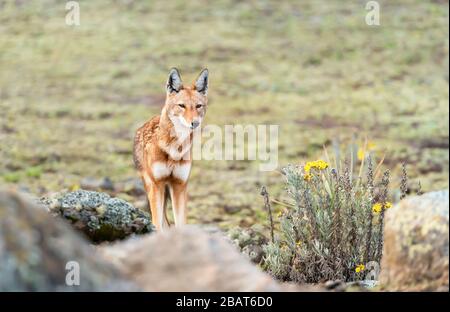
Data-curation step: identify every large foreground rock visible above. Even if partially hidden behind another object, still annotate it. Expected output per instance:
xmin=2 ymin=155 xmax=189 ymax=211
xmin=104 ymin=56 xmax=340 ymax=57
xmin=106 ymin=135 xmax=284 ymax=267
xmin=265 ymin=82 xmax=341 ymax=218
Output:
xmin=40 ymin=190 xmax=153 ymax=242
xmin=98 ymin=225 xmax=313 ymax=291
xmin=380 ymin=190 xmax=449 ymax=291
xmin=0 ymin=189 xmax=138 ymax=291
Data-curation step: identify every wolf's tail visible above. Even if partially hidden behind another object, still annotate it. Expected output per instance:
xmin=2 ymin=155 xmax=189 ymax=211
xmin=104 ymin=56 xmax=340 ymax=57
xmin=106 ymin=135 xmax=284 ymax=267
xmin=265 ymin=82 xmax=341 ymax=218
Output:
xmin=133 ymin=128 xmax=143 ymax=170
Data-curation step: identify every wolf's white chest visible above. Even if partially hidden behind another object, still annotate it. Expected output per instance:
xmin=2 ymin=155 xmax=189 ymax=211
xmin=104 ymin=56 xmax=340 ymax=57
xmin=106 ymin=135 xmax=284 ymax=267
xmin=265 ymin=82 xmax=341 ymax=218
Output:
xmin=151 ymin=162 xmax=191 ymax=182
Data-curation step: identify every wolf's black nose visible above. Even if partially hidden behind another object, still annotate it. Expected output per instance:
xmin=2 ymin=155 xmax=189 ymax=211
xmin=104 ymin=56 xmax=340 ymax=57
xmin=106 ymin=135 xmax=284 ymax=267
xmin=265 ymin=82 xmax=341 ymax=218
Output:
xmin=191 ymin=121 xmax=200 ymax=129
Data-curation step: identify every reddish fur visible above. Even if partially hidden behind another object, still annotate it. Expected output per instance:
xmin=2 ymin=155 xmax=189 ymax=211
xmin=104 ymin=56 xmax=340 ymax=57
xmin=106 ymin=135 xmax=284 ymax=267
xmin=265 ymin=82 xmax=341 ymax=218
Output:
xmin=133 ymin=72 xmax=208 ymax=231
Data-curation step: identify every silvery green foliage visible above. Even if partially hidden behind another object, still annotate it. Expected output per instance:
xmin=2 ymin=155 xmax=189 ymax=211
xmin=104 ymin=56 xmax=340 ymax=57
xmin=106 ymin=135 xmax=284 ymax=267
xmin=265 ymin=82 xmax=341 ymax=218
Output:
xmin=263 ymin=159 xmax=392 ymax=283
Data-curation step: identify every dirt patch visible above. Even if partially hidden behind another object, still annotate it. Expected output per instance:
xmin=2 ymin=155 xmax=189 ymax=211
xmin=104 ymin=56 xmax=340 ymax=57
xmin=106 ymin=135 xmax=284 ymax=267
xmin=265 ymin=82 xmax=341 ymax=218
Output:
xmin=416 ymin=138 xmax=449 ymax=149
xmin=102 ymin=93 xmax=165 ymax=107
xmin=295 ymin=115 xmax=361 ymax=130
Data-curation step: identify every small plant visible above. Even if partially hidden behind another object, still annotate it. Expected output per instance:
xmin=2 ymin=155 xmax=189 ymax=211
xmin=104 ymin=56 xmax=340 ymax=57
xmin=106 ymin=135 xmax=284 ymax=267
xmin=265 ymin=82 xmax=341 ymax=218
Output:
xmin=3 ymin=172 xmax=21 ymax=183
xmin=262 ymin=144 xmax=406 ymax=283
xmin=26 ymin=166 xmax=43 ymax=178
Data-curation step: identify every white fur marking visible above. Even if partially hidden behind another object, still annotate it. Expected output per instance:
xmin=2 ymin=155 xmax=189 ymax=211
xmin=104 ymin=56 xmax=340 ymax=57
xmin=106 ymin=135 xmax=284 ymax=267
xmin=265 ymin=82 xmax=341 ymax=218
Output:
xmin=169 ymin=114 xmax=192 ymax=141
xmin=152 ymin=162 xmax=171 ymax=180
xmin=173 ymin=163 xmax=191 ymax=182
xmin=163 ymin=114 xmax=193 ymax=161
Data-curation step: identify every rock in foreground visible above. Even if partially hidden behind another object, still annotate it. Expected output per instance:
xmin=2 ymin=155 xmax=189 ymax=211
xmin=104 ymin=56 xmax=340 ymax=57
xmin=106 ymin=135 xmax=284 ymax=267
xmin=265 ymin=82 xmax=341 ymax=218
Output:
xmin=0 ymin=189 xmax=138 ymax=291
xmin=98 ymin=225 xmax=314 ymax=292
xmin=380 ymin=190 xmax=449 ymax=291
xmin=228 ymin=225 xmax=268 ymax=264
xmin=40 ymin=190 xmax=153 ymax=242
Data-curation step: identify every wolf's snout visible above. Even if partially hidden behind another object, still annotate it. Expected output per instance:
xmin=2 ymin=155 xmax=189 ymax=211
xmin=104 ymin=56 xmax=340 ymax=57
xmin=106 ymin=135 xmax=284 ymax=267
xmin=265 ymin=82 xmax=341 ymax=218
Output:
xmin=191 ymin=120 xmax=200 ymax=129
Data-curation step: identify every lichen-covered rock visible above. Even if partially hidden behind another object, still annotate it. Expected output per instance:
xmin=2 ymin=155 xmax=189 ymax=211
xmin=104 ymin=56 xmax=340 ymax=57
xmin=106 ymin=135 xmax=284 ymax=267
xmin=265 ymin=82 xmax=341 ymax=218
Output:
xmin=40 ymin=190 xmax=153 ymax=243
xmin=98 ymin=225 xmax=317 ymax=291
xmin=228 ymin=225 xmax=268 ymax=264
xmin=380 ymin=190 xmax=449 ymax=291
xmin=0 ymin=189 xmax=139 ymax=291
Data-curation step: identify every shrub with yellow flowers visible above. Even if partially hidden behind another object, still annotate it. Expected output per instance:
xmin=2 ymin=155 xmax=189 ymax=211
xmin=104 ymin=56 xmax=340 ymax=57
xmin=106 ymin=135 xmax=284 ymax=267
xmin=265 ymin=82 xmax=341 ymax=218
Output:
xmin=262 ymin=146 xmax=408 ymax=284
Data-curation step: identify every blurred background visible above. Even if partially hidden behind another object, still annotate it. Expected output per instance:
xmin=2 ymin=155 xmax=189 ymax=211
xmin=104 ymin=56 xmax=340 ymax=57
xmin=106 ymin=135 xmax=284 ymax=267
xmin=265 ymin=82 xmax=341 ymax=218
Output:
xmin=0 ymin=0 xmax=448 ymax=229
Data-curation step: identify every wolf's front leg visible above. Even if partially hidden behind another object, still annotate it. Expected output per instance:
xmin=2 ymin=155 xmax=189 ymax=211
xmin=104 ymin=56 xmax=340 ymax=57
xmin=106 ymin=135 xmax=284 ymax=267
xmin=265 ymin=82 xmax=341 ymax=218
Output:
xmin=148 ymin=181 xmax=167 ymax=231
xmin=169 ymin=182 xmax=188 ymax=227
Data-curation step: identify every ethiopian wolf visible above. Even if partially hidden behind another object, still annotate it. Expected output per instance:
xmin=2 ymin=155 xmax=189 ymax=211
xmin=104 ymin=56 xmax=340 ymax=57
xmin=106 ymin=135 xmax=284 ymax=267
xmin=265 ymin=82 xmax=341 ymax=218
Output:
xmin=133 ymin=68 xmax=208 ymax=231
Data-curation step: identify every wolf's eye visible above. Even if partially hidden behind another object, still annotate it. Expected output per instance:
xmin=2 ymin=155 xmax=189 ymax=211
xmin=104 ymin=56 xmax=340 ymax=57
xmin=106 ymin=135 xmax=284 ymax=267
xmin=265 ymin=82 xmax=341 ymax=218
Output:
xmin=178 ymin=104 xmax=185 ymax=109
xmin=196 ymin=104 xmax=203 ymax=109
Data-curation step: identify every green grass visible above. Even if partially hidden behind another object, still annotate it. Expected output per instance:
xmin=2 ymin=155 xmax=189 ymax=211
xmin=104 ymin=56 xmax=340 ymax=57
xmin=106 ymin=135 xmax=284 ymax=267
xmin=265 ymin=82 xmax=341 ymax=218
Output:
xmin=0 ymin=0 xmax=448 ymax=230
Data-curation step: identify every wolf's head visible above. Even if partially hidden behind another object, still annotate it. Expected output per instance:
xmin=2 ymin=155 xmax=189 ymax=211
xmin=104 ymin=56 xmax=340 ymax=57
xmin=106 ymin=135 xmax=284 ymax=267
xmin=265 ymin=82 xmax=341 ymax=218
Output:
xmin=163 ymin=68 xmax=208 ymax=132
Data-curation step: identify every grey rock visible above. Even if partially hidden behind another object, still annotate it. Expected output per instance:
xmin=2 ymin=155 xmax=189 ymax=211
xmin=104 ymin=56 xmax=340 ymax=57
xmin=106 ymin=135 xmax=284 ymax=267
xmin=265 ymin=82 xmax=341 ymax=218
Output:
xmin=324 ymin=280 xmax=346 ymax=291
xmin=227 ymin=225 xmax=268 ymax=264
xmin=98 ymin=225 xmax=318 ymax=292
xmin=40 ymin=190 xmax=154 ymax=243
xmin=323 ymin=279 xmax=377 ymax=292
xmin=359 ymin=280 xmax=379 ymax=289
xmin=0 ymin=189 xmax=139 ymax=291
xmin=380 ymin=190 xmax=449 ymax=291
xmin=242 ymin=244 xmax=264 ymax=264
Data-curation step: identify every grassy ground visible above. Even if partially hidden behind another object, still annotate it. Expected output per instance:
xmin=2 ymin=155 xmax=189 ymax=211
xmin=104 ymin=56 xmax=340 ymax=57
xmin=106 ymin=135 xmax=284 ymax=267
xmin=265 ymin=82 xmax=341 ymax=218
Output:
xmin=1 ymin=0 xmax=448 ymax=230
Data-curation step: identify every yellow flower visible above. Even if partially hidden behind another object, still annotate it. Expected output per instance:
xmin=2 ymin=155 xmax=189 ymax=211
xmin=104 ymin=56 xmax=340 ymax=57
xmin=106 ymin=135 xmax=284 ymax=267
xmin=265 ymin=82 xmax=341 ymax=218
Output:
xmin=372 ymin=201 xmax=393 ymax=214
xmin=304 ymin=160 xmax=329 ymax=173
xmin=315 ymin=160 xmax=329 ymax=170
xmin=355 ymin=264 xmax=365 ymax=273
xmin=304 ymin=173 xmax=313 ymax=181
xmin=358 ymin=141 xmax=376 ymax=161
xmin=372 ymin=203 xmax=383 ymax=214
xmin=357 ymin=148 xmax=365 ymax=161
xmin=367 ymin=141 xmax=376 ymax=150
xmin=276 ymin=211 xmax=283 ymax=218
xmin=304 ymin=163 xmax=312 ymax=173
xmin=296 ymin=241 xmax=302 ymax=248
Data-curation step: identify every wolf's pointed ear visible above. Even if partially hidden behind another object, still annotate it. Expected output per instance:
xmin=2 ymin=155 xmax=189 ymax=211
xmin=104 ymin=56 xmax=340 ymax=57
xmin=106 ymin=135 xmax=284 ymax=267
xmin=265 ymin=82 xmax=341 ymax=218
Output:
xmin=194 ymin=68 xmax=209 ymax=95
xmin=166 ymin=68 xmax=183 ymax=94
